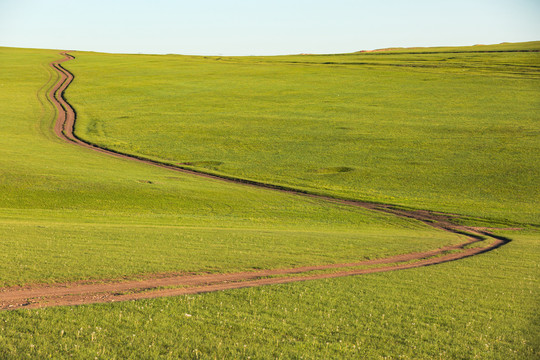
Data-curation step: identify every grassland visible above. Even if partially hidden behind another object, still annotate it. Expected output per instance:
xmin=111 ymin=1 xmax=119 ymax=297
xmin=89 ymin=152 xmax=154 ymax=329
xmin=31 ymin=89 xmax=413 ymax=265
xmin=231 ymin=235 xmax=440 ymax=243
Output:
xmin=0 ymin=43 xmax=538 ymax=358
xmin=0 ymin=47 xmax=462 ymax=287
xmin=0 ymin=230 xmax=537 ymax=359
xmin=65 ymin=42 xmax=540 ymax=224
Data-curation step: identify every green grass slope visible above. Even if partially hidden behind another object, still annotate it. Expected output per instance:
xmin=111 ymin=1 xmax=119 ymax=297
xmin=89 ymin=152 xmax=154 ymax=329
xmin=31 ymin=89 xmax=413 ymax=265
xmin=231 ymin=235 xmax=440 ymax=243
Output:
xmin=0 ymin=45 xmax=538 ymax=359
xmin=0 ymin=48 xmax=461 ymax=286
xmin=1 ymin=230 xmax=537 ymax=359
xmin=65 ymin=42 xmax=540 ymax=224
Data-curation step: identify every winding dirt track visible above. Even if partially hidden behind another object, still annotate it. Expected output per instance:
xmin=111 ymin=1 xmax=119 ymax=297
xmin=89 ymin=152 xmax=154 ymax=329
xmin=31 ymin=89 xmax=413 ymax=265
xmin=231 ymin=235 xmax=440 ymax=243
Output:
xmin=0 ymin=52 xmax=510 ymax=310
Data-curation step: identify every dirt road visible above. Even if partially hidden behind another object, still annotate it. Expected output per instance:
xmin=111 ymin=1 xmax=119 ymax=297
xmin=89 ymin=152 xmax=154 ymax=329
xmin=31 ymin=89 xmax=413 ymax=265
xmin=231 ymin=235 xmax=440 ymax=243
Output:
xmin=0 ymin=53 xmax=510 ymax=310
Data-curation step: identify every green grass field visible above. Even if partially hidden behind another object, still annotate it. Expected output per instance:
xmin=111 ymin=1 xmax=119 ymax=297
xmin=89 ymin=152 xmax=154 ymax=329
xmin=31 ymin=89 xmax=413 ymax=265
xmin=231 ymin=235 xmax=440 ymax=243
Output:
xmin=0 ymin=47 xmax=461 ymax=287
xmin=0 ymin=43 xmax=538 ymax=358
xmin=65 ymin=42 xmax=540 ymax=224
xmin=0 ymin=230 xmax=537 ymax=359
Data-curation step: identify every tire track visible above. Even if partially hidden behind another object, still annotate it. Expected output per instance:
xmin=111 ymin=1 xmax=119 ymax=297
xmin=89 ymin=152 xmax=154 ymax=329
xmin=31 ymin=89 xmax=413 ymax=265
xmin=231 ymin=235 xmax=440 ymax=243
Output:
xmin=0 ymin=52 xmax=510 ymax=310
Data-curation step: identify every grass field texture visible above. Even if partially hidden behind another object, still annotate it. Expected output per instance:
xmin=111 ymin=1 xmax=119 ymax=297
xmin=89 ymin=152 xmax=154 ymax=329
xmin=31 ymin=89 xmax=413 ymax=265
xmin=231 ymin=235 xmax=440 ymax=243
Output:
xmin=0 ymin=47 xmax=466 ymax=287
xmin=1 ymin=230 xmax=537 ymax=359
xmin=0 ymin=44 xmax=538 ymax=358
xmin=65 ymin=42 xmax=540 ymax=224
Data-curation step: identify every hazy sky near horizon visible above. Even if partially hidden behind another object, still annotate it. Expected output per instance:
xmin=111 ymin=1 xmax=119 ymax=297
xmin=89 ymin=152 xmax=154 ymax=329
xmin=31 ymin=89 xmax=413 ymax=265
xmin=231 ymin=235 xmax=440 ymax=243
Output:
xmin=1 ymin=0 xmax=539 ymax=55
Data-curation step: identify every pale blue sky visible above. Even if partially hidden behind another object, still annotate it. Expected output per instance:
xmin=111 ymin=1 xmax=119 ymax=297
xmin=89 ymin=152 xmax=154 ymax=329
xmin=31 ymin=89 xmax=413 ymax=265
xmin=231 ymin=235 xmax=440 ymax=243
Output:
xmin=1 ymin=0 xmax=539 ymax=55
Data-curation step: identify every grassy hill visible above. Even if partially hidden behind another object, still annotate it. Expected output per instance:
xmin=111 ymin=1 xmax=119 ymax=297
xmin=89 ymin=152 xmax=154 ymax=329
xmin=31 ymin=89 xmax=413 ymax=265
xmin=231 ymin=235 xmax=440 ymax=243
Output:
xmin=0 ymin=47 xmax=460 ymax=286
xmin=65 ymin=42 xmax=540 ymax=224
xmin=0 ymin=43 xmax=538 ymax=359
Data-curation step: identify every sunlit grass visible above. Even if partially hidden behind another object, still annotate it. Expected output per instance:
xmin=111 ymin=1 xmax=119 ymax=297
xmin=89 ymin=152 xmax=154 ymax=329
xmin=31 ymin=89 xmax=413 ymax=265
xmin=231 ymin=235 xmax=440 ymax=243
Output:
xmin=0 ymin=43 xmax=538 ymax=359
xmin=65 ymin=42 xmax=540 ymax=224
xmin=1 ymin=230 xmax=537 ymax=359
xmin=0 ymin=47 xmax=462 ymax=285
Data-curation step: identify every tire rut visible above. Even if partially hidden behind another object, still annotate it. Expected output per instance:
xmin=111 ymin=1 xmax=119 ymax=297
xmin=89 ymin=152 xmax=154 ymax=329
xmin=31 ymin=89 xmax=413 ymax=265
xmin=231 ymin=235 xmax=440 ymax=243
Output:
xmin=0 ymin=52 xmax=511 ymax=310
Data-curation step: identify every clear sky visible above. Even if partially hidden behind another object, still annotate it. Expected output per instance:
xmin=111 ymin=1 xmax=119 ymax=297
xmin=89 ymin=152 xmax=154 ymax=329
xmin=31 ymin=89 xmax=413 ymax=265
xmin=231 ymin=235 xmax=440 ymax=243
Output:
xmin=1 ymin=0 xmax=539 ymax=55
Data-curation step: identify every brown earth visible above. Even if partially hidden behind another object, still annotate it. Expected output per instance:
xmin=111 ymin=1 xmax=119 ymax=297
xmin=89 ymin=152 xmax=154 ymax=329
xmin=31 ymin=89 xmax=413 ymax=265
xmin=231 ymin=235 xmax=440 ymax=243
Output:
xmin=0 ymin=53 xmax=510 ymax=310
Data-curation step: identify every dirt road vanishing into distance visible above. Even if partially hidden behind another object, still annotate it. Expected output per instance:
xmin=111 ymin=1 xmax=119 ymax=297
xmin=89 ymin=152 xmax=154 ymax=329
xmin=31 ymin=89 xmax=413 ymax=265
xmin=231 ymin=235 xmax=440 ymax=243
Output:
xmin=0 ymin=52 xmax=511 ymax=310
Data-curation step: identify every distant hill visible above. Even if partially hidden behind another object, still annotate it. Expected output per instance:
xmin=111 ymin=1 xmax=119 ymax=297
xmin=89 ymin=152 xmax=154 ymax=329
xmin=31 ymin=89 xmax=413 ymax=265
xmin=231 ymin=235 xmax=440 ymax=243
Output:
xmin=355 ymin=41 xmax=540 ymax=54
